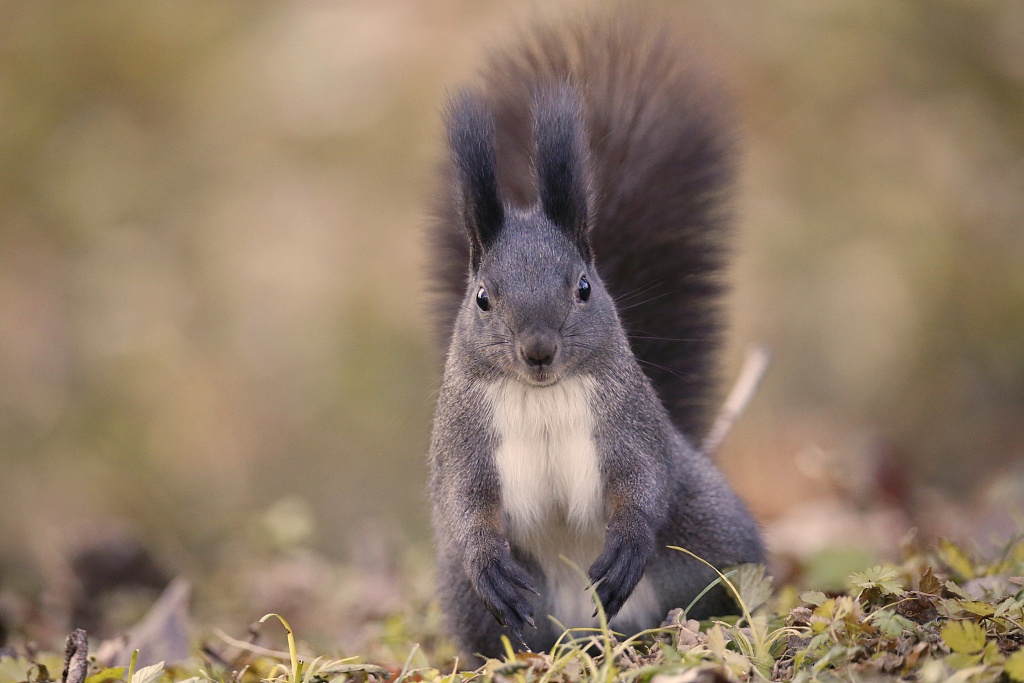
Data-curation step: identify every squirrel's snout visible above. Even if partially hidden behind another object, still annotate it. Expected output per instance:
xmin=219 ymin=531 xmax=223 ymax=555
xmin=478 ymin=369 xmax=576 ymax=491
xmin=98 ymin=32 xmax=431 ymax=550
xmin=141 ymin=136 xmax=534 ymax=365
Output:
xmin=518 ymin=331 xmax=560 ymax=367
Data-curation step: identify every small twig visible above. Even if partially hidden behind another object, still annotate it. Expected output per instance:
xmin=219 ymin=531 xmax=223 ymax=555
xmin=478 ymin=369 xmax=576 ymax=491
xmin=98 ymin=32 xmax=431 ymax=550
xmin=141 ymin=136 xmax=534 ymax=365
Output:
xmin=212 ymin=628 xmax=292 ymax=660
xmin=62 ymin=629 xmax=89 ymax=683
xmin=702 ymin=344 xmax=771 ymax=456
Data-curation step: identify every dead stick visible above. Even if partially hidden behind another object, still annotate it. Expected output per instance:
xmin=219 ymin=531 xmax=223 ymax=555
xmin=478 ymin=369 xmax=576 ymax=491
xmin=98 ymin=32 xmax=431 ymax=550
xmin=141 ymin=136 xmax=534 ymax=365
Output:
xmin=702 ymin=344 xmax=771 ymax=456
xmin=63 ymin=629 xmax=89 ymax=683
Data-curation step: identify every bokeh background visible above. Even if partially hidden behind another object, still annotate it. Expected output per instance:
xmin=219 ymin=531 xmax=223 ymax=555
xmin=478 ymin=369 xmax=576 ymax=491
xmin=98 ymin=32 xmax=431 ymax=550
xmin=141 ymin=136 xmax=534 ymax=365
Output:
xmin=1 ymin=0 xmax=1022 ymax=651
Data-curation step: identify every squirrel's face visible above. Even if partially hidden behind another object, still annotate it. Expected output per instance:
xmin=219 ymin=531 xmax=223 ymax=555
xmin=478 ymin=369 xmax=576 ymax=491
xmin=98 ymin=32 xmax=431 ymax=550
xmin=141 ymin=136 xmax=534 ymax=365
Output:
xmin=446 ymin=83 xmax=611 ymax=385
xmin=460 ymin=209 xmax=618 ymax=386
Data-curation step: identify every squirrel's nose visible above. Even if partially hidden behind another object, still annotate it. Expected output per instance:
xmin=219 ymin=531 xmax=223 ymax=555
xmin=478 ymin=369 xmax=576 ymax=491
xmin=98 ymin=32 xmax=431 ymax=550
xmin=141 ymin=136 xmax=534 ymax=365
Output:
xmin=518 ymin=330 xmax=559 ymax=367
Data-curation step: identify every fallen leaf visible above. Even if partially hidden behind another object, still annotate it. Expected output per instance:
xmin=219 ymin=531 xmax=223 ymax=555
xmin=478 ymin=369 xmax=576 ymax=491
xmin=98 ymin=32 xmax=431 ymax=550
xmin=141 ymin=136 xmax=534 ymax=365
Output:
xmin=940 ymin=621 xmax=986 ymax=655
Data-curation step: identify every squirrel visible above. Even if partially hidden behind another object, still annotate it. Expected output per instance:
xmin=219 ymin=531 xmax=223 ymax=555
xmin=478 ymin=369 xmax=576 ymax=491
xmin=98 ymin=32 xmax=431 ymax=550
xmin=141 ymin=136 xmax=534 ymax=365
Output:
xmin=426 ymin=15 xmax=765 ymax=661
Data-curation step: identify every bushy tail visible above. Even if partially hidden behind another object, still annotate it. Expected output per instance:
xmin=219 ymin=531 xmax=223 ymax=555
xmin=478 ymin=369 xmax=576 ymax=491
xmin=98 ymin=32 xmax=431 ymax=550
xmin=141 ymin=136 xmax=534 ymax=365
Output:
xmin=429 ymin=16 xmax=736 ymax=441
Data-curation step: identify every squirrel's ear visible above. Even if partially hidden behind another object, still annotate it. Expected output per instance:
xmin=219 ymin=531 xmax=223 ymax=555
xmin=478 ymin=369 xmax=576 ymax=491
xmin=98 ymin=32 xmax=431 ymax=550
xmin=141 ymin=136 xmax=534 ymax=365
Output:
xmin=533 ymin=83 xmax=593 ymax=261
xmin=445 ymin=88 xmax=504 ymax=271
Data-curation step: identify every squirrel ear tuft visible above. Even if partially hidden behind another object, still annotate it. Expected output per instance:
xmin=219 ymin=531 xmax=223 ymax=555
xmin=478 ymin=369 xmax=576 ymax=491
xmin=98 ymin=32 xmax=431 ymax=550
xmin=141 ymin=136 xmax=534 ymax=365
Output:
xmin=533 ymin=83 xmax=593 ymax=260
xmin=445 ymin=88 xmax=504 ymax=271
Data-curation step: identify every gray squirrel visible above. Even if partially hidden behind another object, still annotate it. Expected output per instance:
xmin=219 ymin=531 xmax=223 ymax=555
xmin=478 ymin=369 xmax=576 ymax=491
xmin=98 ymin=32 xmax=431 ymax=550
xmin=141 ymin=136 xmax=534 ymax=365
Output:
xmin=426 ymin=16 xmax=765 ymax=661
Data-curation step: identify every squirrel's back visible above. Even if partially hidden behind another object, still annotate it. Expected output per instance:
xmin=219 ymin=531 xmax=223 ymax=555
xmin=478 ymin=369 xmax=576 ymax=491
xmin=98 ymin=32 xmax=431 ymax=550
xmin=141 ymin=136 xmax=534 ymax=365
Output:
xmin=430 ymin=16 xmax=736 ymax=441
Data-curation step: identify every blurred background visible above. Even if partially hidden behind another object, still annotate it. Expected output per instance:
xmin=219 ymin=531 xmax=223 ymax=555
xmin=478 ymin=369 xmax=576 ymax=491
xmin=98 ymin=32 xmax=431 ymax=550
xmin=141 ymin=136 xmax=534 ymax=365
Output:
xmin=0 ymin=0 xmax=1022 ymax=654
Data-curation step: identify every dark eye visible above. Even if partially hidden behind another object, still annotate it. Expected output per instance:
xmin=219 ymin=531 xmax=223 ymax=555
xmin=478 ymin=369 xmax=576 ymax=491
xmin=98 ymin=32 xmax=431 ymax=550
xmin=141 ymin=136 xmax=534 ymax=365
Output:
xmin=476 ymin=286 xmax=490 ymax=311
xmin=577 ymin=275 xmax=591 ymax=302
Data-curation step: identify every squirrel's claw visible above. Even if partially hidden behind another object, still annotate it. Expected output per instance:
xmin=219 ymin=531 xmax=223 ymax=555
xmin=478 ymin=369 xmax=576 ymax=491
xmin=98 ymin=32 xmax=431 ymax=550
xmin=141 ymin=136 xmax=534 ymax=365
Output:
xmin=474 ymin=550 xmax=537 ymax=644
xmin=587 ymin=529 xmax=649 ymax=620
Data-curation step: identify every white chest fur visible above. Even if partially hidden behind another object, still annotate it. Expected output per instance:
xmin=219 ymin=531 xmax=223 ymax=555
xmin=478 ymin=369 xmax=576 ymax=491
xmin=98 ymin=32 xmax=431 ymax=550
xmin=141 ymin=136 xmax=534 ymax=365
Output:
xmin=486 ymin=376 xmax=604 ymax=538
xmin=485 ymin=377 xmax=659 ymax=629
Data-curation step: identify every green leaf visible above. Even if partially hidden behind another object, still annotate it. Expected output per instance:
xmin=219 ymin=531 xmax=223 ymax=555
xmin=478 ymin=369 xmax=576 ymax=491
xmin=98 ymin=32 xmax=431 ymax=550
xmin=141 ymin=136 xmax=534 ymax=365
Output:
xmin=130 ymin=661 xmax=165 ymax=683
xmin=944 ymin=580 xmax=970 ymax=598
xmin=946 ymin=652 xmax=983 ymax=670
xmin=873 ymin=609 xmax=914 ymax=638
xmin=706 ymin=623 xmax=727 ymax=659
xmin=982 ymin=641 xmax=1004 ymax=667
xmin=850 ymin=565 xmax=905 ymax=597
xmin=995 ymin=596 xmax=1024 ymax=618
xmin=956 ymin=600 xmax=996 ymax=617
xmin=1006 ymin=649 xmax=1024 ymax=682
xmin=941 ymin=621 xmax=986 ymax=655
xmin=800 ymin=591 xmax=827 ymax=606
xmin=733 ymin=563 xmax=773 ymax=614
xmin=939 ymin=540 xmax=976 ymax=580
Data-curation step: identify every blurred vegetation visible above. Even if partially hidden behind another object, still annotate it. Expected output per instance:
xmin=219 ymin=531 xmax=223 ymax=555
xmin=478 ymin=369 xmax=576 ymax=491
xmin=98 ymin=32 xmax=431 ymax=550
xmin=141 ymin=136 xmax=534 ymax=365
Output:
xmin=0 ymin=0 xmax=1022 ymax=644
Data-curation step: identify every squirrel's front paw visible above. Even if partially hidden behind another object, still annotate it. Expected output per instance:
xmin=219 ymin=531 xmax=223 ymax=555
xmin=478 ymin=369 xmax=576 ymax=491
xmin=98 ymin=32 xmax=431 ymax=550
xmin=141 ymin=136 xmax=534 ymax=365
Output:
xmin=587 ymin=526 xmax=652 ymax=619
xmin=469 ymin=544 xmax=538 ymax=644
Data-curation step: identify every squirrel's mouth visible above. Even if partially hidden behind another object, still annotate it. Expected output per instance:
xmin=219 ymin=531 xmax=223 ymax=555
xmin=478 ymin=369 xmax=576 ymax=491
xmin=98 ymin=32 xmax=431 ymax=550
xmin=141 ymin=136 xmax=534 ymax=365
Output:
xmin=518 ymin=368 xmax=561 ymax=387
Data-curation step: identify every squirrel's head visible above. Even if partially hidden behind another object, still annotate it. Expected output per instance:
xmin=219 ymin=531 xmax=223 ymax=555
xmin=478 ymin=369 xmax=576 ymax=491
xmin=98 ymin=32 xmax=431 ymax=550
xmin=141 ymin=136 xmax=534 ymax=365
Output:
xmin=445 ymin=84 xmax=621 ymax=386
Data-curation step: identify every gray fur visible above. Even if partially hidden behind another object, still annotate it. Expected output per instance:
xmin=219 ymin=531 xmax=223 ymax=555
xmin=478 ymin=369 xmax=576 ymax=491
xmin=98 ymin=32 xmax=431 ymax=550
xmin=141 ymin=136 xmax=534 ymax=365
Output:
xmin=427 ymin=17 xmax=764 ymax=664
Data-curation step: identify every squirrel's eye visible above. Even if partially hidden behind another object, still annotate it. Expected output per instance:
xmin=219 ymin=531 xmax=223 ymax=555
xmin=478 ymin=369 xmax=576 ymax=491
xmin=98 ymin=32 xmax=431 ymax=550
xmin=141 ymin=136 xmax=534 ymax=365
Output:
xmin=577 ymin=275 xmax=591 ymax=302
xmin=476 ymin=286 xmax=490 ymax=311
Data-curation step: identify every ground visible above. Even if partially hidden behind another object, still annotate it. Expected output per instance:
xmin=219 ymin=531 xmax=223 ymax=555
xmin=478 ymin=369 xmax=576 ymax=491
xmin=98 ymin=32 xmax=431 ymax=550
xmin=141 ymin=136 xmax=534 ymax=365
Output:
xmin=2 ymin=531 xmax=1024 ymax=683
